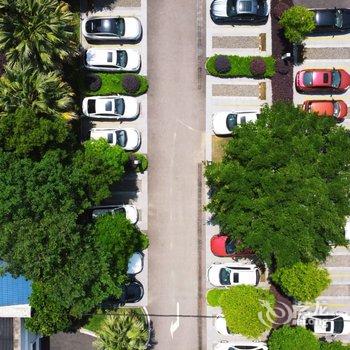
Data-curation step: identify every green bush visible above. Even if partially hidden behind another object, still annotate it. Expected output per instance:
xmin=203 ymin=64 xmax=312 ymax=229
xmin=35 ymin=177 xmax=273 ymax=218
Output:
xmin=320 ymin=341 xmax=350 ymax=350
xmin=206 ymin=289 xmax=224 ymax=307
xmin=135 ymin=153 xmax=149 ymax=173
xmin=268 ymin=326 xmax=319 ymax=350
xmin=272 ymin=262 xmax=330 ymax=302
xmin=87 ymin=73 xmax=148 ymax=96
xmin=206 ymin=55 xmax=275 ymax=78
xmin=219 ymin=285 xmax=276 ymax=338
xmin=279 ymin=6 xmax=316 ymax=43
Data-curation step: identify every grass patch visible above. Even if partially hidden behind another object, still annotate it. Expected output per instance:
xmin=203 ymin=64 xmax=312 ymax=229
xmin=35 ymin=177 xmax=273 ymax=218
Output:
xmin=212 ymin=136 xmax=230 ymax=162
xmin=206 ymin=55 xmax=275 ymax=78
xmin=87 ymin=73 xmax=149 ymax=96
xmin=206 ymin=289 xmax=224 ymax=307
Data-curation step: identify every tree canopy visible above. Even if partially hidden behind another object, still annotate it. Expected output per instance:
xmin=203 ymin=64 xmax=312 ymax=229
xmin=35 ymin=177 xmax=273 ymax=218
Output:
xmin=268 ymin=326 xmax=319 ymax=350
xmin=205 ymin=103 xmax=350 ymax=269
xmin=272 ymin=262 xmax=330 ymax=302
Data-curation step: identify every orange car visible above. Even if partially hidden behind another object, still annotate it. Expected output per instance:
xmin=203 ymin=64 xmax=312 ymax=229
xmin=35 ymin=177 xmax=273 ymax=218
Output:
xmin=302 ymin=100 xmax=348 ymax=122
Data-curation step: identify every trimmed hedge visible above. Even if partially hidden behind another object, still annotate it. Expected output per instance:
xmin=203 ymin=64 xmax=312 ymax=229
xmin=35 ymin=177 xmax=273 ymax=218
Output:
xmin=206 ymin=289 xmax=224 ymax=307
xmin=206 ymin=55 xmax=275 ymax=78
xmin=87 ymin=73 xmax=148 ymax=96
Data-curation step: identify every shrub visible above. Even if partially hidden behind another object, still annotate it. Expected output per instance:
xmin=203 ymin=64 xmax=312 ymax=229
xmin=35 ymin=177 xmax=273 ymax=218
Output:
xmin=206 ymin=55 xmax=275 ymax=78
xmin=85 ymin=74 xmax=102 ymax=92
xmin=273 ymin=2 xmax=290 ymax=20
xmin=135 ymin=154 xmax=149 ymax=173
xmin=320 ymin=341 xmax=350 ymax=350
xmin=219 ymin=285 xmax=276 ymax=338
xmin=122 ymin=74 xmax=141 ymax=93
xmin=206 ymin=289 xmax=224 ymax=307
xmin=87 ymin=73 xmax=148 ymax=96
xmin=214 ymin=55 xmax=231 ymax=74
xmin=250 ymin=58 xmax=266 ymax=76
xmin=268 ymin=326 xmax=319 ymax=350
xmin=279 ymin=6 xmax=316 ymax=43
xmin=272 ymin=262 xmax=330 ymax=302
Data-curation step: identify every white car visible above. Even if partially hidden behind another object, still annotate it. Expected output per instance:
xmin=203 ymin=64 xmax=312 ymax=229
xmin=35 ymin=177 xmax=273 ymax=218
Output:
xmin=215 ymin=314 xmax=232 ymax=335
xmin=297 ymin=311 xmax=350 ymax=335
xmin=345 ymin=218 xmax=350 ymax=241
xmin=207 ymin=263 xmax=260 ymax=287
xmin=92 ymin=205 xmax=138 ymax=224
xmin=215 ymin=341 xmax=268 ymax=350
xmin=127 ymin=252 xmax=144 ymax=275
xmin=82 ymin=96 xmax=140 ymax=119
xmin=84 ymin=48 xmax=141 ymax=72
xmin=212 ymin=111 xmax=259 ymax=136
xmin=82 ymin=16 xmax=142 ymax=41
xmin=90 ymin=128 xmax=141 ymax=151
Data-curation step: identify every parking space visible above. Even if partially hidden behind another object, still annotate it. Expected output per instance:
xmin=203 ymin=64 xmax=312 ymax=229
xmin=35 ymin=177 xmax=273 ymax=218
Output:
xmin=205 ymin=1 xmax=273 ymax=348
xmin=80 ymin=0 xmax=148 ymax=306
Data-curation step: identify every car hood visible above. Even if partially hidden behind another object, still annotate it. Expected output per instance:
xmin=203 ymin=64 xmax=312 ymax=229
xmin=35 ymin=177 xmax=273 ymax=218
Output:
xmin=339 ymin=70 xmax=350 ymax=90
xmin=123 ymin=128 xmax=141 ymax=150
xmin=212 ymin=112 xmax=231 ymax=135
xmin=210 ymin=235 xmax=228 ymax=256
xmin=207 ymin=265 xmax=222 ymax=286
xmin=215 ymin=315 xmax=229 ymax=335
xmin=211 ymin=0 xmax=228 ymax=17
xmin=125 ymin=49 xmax=141 ymax=71
xmin=342 ymin=10 xmax=350 ymax=29
xmin=124 ymin=205 xmax=138 ymax=224
xmin=122 ymin=96 xmax=140 ymax=118
xmin=124 ymin=17 xmax=142 ymax=39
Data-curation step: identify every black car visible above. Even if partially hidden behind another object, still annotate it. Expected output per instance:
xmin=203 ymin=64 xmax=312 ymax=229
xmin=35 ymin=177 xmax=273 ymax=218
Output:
xmin=210 ymin=0 xmax=269 ymax=25
xmin=101 ymin=280 xmax=144 ymax=308
xmin=312 ymin=8 xmax=350 ymax=33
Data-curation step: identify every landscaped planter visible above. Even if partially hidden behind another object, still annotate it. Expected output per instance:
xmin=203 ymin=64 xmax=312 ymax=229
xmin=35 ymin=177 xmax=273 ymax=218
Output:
xmin=206 ymin=54 xmax=276 ymax=78
xmin=86 ymin=73 xmax=149 ymax=97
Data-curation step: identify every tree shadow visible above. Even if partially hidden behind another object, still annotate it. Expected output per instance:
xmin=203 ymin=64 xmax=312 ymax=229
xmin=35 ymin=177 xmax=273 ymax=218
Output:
xmin=147 ymin=320 xmax=158 ymax=349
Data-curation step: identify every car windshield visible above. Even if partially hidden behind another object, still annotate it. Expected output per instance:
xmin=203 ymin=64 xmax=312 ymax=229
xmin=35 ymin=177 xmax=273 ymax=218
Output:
xmin=219 ymin=267 xmax=231 ymax=285
xmin=115 ymin=18 xmax=125 ymax=36
xmin=303 ymin=72 xmax=314 ymax=87
xmin=89 ymin=19 xmax=116 ymax=33
xmin=333 ymin=102 xmax=340 ymax=117
xmin=335 ymin=9 xmax=343 ymax=28
xmin=227 ymin=0 xmax=237 ymax=17
xmin=332 ymin=69 xmax=341 ymax=88
xmin=226 ymin=114 xmax=238 ymax=131
xmin=115 ymin=98 xmax=125 ymax=115
xmin=225 ymin=239 xmax=236 ymax=254
xmin=117 ymin=50 xmax=128 ymax=67
xmin=116 ymin=130 xmax=127 ymax=147
xmin=334 ymin=317 xmax=344 ymax=334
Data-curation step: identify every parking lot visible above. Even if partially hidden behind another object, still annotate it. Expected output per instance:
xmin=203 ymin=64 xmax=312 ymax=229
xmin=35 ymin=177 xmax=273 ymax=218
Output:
xmin=80 ymin=0 xmax=148 ymax=307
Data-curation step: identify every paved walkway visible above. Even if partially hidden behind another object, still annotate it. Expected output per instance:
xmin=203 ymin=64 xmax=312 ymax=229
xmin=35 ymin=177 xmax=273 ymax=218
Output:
xmin=147 ymin=0 xmax=205 ymax=348
xmin=50 ymin=332 xmax=94 ymax=350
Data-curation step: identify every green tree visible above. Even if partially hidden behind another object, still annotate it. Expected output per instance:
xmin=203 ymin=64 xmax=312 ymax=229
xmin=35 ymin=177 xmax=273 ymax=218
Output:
xmin=272 ymin=262 xmax=330 ymax=302
xmin=279 ymin=5 xmax=316 ymax=43
xmin=268 ymin=326 xmax=319 ymax=350
xmin=216 ymin=285 xmax=276 ymax=338
xmin=0 ymin=65 xmax=74 ymax=116
xmin=93 ymin=310 xmax=149 ymax=350
xmin=0 ymin=0 xmax=78 ymax=69
xmin=205 ymin=103 xmax=350 ymax=269
xmin=0 ymin=107 xmax=71 ymax=156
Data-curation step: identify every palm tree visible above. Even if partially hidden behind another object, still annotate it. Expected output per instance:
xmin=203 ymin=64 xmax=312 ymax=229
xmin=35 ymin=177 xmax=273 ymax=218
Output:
xmin=0 ymin=65 xmax=74 ymax=116
xmin=93 ymin=309 xmax=149 ymax=350
xmin=0 ymin=0 xmax=78 ymax=70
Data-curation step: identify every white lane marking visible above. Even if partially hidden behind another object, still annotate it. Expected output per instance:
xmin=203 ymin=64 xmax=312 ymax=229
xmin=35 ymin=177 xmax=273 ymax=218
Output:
xmin=170 ymin=302 xmax=180 ymax=339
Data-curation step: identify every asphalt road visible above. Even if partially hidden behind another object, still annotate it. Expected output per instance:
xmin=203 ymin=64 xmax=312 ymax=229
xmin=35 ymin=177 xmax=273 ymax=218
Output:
xmin=147 ymin=0 xmax=206 ymax=348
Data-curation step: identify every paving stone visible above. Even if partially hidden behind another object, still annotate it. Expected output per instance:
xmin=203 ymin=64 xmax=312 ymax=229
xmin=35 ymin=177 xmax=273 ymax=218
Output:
xmin=212 ymin=36 xmax=259 ymax=49
xmin=114 ymin=0 xmax=141 ymax=7
xmin=305 ymin=47 xmax=350 ymax=60
xmin=212 ymin=84 xmax=259 ymax=97
xmin=321 ymin=285 xmax=350 ymax=297
xmin=324 ymin=255 xmax=350 ymax=267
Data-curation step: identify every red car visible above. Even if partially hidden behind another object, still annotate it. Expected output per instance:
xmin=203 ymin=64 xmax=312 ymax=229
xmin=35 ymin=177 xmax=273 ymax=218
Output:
xmin=295 ymin=68 xmax=350 ymax=93
xmin=303 ymin=100 xmax=348 ymax=121
xmin=210 ymin=234 xmax=252 ymax=257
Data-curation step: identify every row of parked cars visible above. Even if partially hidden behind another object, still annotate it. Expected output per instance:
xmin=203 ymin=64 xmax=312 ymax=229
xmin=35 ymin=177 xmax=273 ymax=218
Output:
xmin=82 ymin=14 xmax=146 ymax=306
xmin=81 ymin=15 xmax=144 ymax=152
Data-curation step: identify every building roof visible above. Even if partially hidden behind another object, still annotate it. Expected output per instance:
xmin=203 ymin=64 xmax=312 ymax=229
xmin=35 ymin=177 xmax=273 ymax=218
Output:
xmin=0 ymin=272 xmax=31 ymax=307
